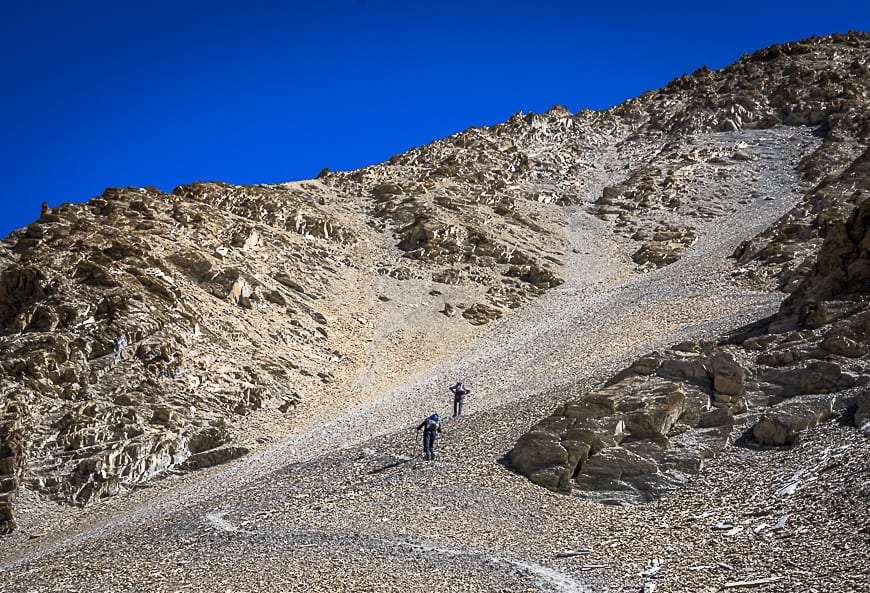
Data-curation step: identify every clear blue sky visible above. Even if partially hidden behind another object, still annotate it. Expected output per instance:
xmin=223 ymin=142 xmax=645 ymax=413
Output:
xmin=1 ymin=1 xmax=868 ymax=238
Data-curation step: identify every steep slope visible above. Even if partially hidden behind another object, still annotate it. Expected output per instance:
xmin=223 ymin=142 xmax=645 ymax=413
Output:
xmin=0 ymin=175 xmax=570 ymax=533
xmin=0 ymin=31 xmax=865 ymax=573
xmin=510 ymin=32 xmax=870 ymax=503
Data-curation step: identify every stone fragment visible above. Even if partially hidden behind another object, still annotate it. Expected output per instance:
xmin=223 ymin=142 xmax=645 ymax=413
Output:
xmin=462 ymin=303 xmax=503 ymax=325
xmin=711 ymin=352 xmax=745 ymax=396
xmin=230 ymin=277 xmax=253 ymax=308
xmin=753 ymin=393 xmax=852 ymax=445
xmin=630 ymin=356 xmax=661 ymax=375
xmin=179 ymin=446 xmax=249 ymax=470
xmin=231 ymin=227 xmax=260 ymax=250
xmin=760 ymin=361 xmax=857 ymax=397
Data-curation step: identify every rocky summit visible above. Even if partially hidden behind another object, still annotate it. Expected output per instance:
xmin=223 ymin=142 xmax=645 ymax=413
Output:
xmin=1 ymin=33 xmax=869 ymax=593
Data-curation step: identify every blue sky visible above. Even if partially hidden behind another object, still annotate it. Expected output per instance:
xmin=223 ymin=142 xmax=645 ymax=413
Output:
xmin=1 ymin=1 xmax=868 ymax=238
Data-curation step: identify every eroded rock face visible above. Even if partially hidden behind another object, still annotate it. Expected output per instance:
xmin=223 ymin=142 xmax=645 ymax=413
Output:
xmin=510 ymin=352 xmax=737 ymax=502
xmin=0 ymin=390 xmax=29 ymax=534
xmin=748 ymin=195 xmax=870 ymax=445
xmin=2 ymin=32 xmax=870 ymax=531
xmin=734 ymin=143 xmax=870 ymax=294
xmin=512 ymin=191 xmax=870 ymax=503
xmin=0 ymin=183 xmax=378 ymax=529
xmin=783 ymin=189 xmax=870 ymax=314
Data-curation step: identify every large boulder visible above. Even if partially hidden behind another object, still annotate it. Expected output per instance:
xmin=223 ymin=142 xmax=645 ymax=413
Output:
xmin=759 ymin=361 xmax=858 ymax=398
xmin=509 ymin=372 xmax=729 ymax=501
xmin=753 ymin=393 xmax=854 ymax=445
xmin=511 ymin=429 xmax=571 ymax=491
xmin=711 ymin=352 xmax=746 ymax=396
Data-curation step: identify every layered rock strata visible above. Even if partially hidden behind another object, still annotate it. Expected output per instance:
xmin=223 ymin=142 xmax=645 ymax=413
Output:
xmin=510 ymin=196 xmax=870 ymax=502
xmin=2 ymin=32 xmax=870 ymax=532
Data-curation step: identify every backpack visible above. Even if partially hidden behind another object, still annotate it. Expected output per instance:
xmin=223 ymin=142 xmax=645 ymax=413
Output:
xmin=425 ymin=416 xmax=439 ymax=432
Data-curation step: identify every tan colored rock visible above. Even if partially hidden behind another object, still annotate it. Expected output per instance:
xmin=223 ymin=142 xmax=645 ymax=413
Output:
xmin=711 ymin=352 xmax=745 ymax=396
xmin=510 ymin=374 xmax=726 ymax=500
xmin=462 ymin=303 xmax=503 ymax=325
xmin=230 ymin=277 xmax=253 ymax=308
xmin=753 ymin=394 xmax=850 ymax=445
xmin=231 ymin=227 xmax=260 ymax=250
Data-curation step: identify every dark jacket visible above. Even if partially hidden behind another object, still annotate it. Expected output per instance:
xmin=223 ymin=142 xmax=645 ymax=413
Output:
xmin=450 ymin=382 xmax=469 ymax=397
xmin=417 ymin=416 xmax=441 ymax=433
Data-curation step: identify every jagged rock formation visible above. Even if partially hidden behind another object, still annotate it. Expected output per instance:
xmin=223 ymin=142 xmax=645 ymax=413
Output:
xmin=2 ymin=32 xmax=870 ymax=535
xmin=597 ymin=33 xmax=870 ymax=275
xmin=510 ymin=53 xmax=870 ymax=502
xmin=746 ymin=195 xmax=870 ymax=444
xmin=0 ymin=184 xmax=358 ymax=532
xmin=511 ymin=349 xmax=742 ymax=502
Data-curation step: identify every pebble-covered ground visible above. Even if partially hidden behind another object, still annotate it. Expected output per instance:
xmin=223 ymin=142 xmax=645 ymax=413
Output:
xmin=2 ymin=128 xmax=867 ymax=593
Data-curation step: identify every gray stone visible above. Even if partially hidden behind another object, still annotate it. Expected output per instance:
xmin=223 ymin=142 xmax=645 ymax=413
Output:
xmin=753 ymin=393 xmax=846 ymax=445
xmin=855 ymin=386 xmax=870 ymax=427
xmin=711 ymin=352 xmax=745 ymax=396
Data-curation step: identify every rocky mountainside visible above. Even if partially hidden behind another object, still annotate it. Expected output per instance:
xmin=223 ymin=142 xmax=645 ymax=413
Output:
xmin=0 ymin=31 xmax=868 ymax=591
xmin=510 ymin=195 xmax=870 ymax=501
xmin=508 ymin=32 xmax=870 ymax=504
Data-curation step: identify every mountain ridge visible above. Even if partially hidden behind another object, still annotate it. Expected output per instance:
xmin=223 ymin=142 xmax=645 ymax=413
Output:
xmin=0 ymin=31 xmax=868 ymax=592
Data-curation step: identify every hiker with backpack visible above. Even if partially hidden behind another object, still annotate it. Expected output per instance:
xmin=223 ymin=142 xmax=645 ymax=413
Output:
xmin=449 ymin=380 xmax=470 ymax=417
xmin=416 ymin=413 xmax=442 ymax=461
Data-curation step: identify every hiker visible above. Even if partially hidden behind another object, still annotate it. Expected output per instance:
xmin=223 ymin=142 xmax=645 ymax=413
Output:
xmin=416 ymin=413 xmax=441 ymax=461
xmin=449 ymin=380 xmax=470 ymax=417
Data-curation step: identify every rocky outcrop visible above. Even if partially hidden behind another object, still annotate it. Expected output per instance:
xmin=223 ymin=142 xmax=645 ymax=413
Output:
xmin=0 ymin=183 xmax=367 ymax=528
xmin=732 ymin=139 xmax=870 ymax=294
xmin=0 ymin=390 xmax=30 ymax=534
xmin=747 ymin=194 xmax=870 ymax=442
xmin=325 ymin=149 xmax=570 ymax=310
xmin=512 ymin=79 xmax=870 ymax=498
xmin=752 ymin=393 xmax=854 ymax=445
xmin=782 ymin=189 xmax=870 ymax=312
xmin=512 ymin=193 xmax=870 ymax=503
xmin=510 ymin=349 xmax=738 ymax=502
xmin=3 ymin=33 xmax=870 ymax=532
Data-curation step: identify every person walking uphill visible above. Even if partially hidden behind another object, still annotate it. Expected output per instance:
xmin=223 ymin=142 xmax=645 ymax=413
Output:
xmin=449 ymin=380 xmax=470 ymax=417
xmin=416 ymin=413 xmax=441 ymax=461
